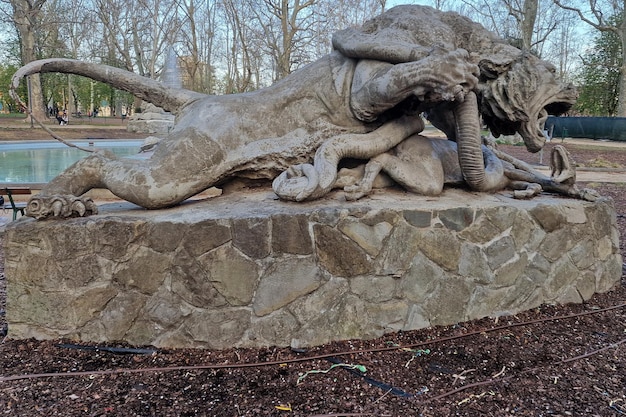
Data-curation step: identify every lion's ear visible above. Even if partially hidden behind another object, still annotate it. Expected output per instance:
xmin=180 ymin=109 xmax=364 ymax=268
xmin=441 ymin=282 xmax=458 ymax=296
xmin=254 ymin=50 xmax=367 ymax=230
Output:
xmin=479 ymin=43 xmax=519 ymax=79
xmin=478 ymin=58 xmax=512 ymax=79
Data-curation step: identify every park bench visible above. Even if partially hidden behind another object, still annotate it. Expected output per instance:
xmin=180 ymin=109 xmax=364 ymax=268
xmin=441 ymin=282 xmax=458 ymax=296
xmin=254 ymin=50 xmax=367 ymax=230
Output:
xmin=2 ymin=187 xmax=31 ymax=221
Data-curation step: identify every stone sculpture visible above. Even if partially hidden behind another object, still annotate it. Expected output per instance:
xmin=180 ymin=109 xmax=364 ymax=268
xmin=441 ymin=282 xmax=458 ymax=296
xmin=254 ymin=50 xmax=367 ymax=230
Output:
xmin=332 ymin=136 xmax=598 ymax=201
xmin=11 ymin=5 xmax=578 ymax=219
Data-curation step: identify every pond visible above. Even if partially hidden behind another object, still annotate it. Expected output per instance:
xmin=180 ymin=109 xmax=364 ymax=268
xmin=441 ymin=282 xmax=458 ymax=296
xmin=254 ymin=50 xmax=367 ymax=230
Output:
xmin=0 ymin=140 xmax=144 ymax=183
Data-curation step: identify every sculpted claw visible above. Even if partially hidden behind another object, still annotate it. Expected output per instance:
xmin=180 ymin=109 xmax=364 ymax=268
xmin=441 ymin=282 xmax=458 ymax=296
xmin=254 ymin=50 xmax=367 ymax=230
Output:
xmin=26 ymin=195 xmax=98 ymax=219
xmin=71 ymin=200 xmax=87 ymax=217
xmin=51 ymin=200 xmax=63 ymax=217
xmin=579 ymin=188 xmax=601 ymax=202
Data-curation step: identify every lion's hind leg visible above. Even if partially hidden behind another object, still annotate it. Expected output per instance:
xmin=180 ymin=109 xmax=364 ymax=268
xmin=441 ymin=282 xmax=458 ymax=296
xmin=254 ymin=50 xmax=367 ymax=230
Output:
xmin=344 ymin=138 xmax=447 ymax=200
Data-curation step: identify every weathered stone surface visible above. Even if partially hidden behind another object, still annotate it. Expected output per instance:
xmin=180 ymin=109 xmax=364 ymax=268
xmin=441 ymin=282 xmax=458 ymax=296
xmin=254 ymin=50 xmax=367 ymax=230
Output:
xmin=575 ymin=271 xmax=597 ymax=301
xmin=438 ymin=207 xmax=475 ymax=231
xmin=314 ymin=224 xmax=370 ymax=277
xmin=530 ymin=204 xmax=567 ymax=232
xmin=182 ymin=220 xmax=231 ymax=257
xmin=485 ymin=235 xmax=517 ymax=270
xmin=493 ymin=252 xmax=529 ymax=288
xmin=539 ymin=225 xmax=586 ymax=261
xmin=233 ymin=217 xmax=271 ymax=258
xmin=571 ymin=239 xmax=596 ymax=269
xmin=458 ymin=207 xmax=507 ymax=244
xmin=170 ymin=249 xmax=227 ymax=308
xmin=199 ymin=246 xmax=258 ymax=306
xmin=403 ymin=210 xmax=432 ymax=228
xmin=113 ymin=246 xmax=169 ymax=294
xmin=350 ymin=275 xmax=396 ymax=303
xmin=253 ymin=257 xmax=322 ymax=316
xmin=99 ymin=291 xmax=148 ymax=340
xmin=3 ymin=189 xmax=621 ymax=348
xmin=415 ymin=227 xmax=461 ymax=272
xmin=425 ymin=276 xmax=472 ymax=326
xmin=183 ymin=309 xmax=251 ymax=348
xmin=545 ymin=256 xmax=580 ymax=299
xmin=399 ymin=252 xmax=445 ymax=302
xmin=338 ymin=218 xmax=393 ymax=257
xmin=245 ymin=310 xmax=300 ymax=346
xmin=458 ymin=243 xmax=492 ymax=283
xmin=272 ymin=214 xmax=312 ymax=255
xmin=511 ymin=210 xmax=544 ymax=251
xmin=376 ymin=220 xmax=421 ymax=276
xmin=146 ymin=221 xmax=184 ymax=252
xmin=596 ymin=254 xmax=622 ymax=293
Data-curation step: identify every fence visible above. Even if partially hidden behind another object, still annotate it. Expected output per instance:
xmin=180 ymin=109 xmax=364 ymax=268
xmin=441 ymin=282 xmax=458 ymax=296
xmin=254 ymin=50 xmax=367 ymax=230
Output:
xmin=546 ymin=116 xmax=626 ymax=141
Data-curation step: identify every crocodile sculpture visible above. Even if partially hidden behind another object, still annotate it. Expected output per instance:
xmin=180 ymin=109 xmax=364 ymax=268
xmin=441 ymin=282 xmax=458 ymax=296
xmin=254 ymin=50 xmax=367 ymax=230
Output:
xmin=10 ymin=5 xmax=577 ymax=219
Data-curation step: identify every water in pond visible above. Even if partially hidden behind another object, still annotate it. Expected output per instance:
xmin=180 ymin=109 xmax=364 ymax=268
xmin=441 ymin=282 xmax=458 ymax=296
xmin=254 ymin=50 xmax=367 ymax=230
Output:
xmin=0 ymin=140 xmax=143 ymax=183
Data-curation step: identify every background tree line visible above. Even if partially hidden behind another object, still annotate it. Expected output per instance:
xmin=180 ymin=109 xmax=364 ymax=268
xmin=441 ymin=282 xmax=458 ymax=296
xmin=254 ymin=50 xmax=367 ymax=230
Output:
xmin=0 ymin=0 xmax=623 ymax=119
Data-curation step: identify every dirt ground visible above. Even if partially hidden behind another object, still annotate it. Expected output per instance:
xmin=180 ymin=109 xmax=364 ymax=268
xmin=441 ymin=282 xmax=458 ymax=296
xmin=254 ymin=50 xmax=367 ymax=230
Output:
xmin=0 ymin=131 xmax=625 ymax=416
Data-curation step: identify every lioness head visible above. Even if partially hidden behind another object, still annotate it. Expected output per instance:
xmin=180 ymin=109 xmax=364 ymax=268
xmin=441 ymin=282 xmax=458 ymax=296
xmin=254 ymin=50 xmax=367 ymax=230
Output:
xmin=478 ymin=51 xmax=577 ymax=153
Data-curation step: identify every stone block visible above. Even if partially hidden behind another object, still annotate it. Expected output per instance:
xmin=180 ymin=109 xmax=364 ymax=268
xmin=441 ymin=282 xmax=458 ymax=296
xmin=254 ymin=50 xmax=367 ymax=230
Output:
xmin=272 ymin=214 xmax=312 ymax=254
xmin=198 ymin=246 xmax=258 ymax=306
xmin=253 ymin=257 xmax=322 ymax=316
xmin=314 ymin=224 xmax=371 ymax=277
xmin=232 ymin=217 xmax=271 ymax=258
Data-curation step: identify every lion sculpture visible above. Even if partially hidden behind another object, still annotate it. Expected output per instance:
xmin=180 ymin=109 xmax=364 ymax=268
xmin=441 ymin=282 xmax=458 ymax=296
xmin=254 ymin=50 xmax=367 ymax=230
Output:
xmin=10 ymin=5 xmax=578 ymax=219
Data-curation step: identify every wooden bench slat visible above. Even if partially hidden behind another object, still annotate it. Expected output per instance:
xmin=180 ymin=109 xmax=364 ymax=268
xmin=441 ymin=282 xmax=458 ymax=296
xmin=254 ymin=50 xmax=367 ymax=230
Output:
xmin=3 ymin=188 xmax=32 ymax=195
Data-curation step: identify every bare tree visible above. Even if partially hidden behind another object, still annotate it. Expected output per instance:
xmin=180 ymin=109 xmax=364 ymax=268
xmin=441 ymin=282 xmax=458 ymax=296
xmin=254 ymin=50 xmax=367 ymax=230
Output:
xmin=8 ymin=0 xmax=48 ymax=120
xmin=461 ymin=0 xmax=546 ymax=51
xmin=309 ymin=0 xmax=385 ymax=57
xmin=554 ymin=0 xmax=626 ymax=115
xmin=178 ymin=0 xmax=220 ymax=93
xmin=140 ymin=0 xmax=181 ymax=78
xmin=539 ymin=6 xmax=582 ymax=79
xmin=513 ymin=0 xmax=539 ymax=50
xmin=250 ymin=0 xmax=320 ymax=80
xmin=221 ymin=0 xmax=262 ymax=92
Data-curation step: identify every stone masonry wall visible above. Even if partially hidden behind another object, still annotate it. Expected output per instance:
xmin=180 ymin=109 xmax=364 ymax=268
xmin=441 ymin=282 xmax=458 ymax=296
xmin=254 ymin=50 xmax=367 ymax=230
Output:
xmin=3 ymin=189 xmax=622 ymax=349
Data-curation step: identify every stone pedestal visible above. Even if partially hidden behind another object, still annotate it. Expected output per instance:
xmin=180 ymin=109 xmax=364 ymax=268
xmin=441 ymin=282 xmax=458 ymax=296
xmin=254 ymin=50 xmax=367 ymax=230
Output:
xmin=127 ymin=103 xmax=175 ymax=135
xmin=3 ymin=189 xmax=622 ymax=348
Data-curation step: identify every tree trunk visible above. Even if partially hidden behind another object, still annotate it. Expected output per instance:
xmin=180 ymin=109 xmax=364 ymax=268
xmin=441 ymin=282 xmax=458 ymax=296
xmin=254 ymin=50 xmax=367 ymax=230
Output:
xmin=10 ymin=0 xmax=48 ymax=121
xmin=521 ymin=0 xmax=538 ymax=51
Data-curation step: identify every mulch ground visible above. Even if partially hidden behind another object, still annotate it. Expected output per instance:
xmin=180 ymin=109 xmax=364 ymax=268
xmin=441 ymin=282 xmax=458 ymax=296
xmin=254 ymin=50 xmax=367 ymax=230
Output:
xmin=0 ymin=139 xmax=625 ymax=416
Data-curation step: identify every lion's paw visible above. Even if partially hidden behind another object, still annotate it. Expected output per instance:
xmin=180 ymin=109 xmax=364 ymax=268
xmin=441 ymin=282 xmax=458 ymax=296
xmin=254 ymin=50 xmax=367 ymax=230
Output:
xmin=344 ymin=183 xmax=372 ymax=201
xmin=26 ymin=195 xmax=98 ymax=220
xmin=272 ymin=164 xmax=320 ymax=201
xmin=579 ymin=188 xmax=601 ymax=202
xmin=421 ymin=49 xmax=479 ymax=102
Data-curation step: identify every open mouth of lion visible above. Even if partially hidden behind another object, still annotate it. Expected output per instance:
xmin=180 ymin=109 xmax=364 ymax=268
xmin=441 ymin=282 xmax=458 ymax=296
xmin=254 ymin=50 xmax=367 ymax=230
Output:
xmin=519 ymin=99 xmax=575 ymax=153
